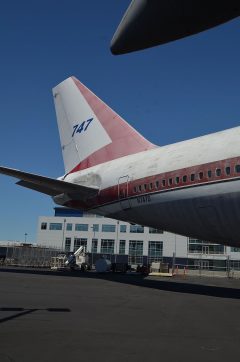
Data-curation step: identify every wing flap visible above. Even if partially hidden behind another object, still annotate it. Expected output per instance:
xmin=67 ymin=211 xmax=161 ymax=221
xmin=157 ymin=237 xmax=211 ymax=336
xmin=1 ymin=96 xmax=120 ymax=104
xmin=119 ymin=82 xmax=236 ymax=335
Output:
xmin=16 ymin=180 xmax=59 ymax=196
xmin=0 ymin=166 xmax=99 ymax=199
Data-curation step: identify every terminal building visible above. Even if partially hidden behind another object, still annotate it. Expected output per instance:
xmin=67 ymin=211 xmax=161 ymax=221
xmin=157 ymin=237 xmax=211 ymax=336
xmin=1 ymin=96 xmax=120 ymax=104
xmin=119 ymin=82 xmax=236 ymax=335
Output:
xmin=37 ymin=208 xmax=240 ymax=270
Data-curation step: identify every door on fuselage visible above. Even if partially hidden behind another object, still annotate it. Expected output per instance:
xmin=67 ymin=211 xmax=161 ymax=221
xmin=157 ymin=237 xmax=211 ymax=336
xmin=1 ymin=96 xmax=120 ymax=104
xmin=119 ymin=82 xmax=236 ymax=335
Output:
xmin=118 ymin=175 xmax=131 ymax=210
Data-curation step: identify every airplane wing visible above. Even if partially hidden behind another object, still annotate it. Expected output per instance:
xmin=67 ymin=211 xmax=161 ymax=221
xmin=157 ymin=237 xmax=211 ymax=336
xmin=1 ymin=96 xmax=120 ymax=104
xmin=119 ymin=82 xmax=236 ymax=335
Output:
xmin=0 ymin=166 xmax=99 ymax=199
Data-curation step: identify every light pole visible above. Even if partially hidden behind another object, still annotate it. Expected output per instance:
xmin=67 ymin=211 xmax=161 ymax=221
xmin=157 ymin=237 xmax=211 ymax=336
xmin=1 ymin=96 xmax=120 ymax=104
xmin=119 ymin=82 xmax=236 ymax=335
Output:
xmin=172 ymin=234 xmax=176 ymax=274
xmin=24 ymin=233 xmax=28 ymax=243
xmin=115 ymin=221 xmax=119 ymax=264
xmin=62 ymin=219 xmax=66 ymax=251
xmin=91 ymin=225 xmax=96 ymax=268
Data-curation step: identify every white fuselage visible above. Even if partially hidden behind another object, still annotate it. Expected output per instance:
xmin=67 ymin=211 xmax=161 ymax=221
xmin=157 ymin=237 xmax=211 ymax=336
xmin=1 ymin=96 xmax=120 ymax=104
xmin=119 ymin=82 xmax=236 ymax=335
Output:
xmin=61 ymin=126 xmax=240 ymax=246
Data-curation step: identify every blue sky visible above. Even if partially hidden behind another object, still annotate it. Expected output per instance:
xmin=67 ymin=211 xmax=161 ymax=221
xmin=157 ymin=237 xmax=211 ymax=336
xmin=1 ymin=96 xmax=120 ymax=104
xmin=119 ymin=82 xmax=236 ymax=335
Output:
xmin=0 ymin=1 xmax=239 ymax=242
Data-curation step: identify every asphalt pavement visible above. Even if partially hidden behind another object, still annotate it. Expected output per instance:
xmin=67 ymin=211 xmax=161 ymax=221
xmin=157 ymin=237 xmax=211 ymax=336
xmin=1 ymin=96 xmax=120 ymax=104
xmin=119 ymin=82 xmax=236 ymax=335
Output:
xmin=0 ymin=268 xmax=240 ymax=362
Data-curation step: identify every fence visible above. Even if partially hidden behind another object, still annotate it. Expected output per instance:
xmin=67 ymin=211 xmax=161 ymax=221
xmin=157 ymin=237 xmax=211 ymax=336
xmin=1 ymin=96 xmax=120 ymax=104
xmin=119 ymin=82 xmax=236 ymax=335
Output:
xmin=4 ymin=245 xmax=62 ymax=268
xmin=172 ymin=261 xmax=240 ymax=279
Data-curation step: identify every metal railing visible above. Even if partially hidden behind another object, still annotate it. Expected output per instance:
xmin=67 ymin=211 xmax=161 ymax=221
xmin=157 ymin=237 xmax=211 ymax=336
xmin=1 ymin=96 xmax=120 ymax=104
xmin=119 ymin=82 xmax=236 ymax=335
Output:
xmin=3 ymin=245 xmax=62 ymax=268
xmin=172 ymin=262 xmax=240 ymax=279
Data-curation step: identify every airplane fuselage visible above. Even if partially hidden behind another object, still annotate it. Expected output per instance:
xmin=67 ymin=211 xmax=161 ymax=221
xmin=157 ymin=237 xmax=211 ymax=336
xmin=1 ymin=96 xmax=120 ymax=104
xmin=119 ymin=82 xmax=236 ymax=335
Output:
xmin=55 ymin=126 xmax=240 ymax=246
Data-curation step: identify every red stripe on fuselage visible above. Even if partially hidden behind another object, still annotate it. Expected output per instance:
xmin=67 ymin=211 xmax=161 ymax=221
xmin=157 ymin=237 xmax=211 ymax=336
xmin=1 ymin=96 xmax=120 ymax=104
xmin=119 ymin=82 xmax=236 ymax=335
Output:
xmin=64 ymin=156 xmax=240 ymax=210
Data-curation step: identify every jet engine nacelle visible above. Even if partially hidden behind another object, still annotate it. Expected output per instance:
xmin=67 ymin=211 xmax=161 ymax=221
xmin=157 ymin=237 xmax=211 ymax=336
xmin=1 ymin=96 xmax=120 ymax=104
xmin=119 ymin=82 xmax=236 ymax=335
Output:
xmin=111 ymin=0 xmax=240 ymax=54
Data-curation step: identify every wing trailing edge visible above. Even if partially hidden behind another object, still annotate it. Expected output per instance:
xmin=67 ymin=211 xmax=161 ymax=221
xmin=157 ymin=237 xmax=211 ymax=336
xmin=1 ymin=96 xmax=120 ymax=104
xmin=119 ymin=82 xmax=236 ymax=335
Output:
xmin=0 ymin=166 xmax=99 ymax=199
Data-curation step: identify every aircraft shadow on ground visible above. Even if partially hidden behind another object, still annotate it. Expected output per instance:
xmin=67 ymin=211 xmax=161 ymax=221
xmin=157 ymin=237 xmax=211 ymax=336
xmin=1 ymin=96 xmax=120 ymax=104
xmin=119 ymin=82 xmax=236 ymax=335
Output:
xmin=0 ymin=307 xmax=71 ymax=324
xmin=1 ymin=267 xmax=240 ymax=300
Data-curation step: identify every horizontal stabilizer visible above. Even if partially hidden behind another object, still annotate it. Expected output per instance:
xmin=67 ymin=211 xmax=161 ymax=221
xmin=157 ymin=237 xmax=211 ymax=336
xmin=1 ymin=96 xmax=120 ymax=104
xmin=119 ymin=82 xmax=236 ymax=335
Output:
xmin=0 ymin=166 xmax=99 ymax=198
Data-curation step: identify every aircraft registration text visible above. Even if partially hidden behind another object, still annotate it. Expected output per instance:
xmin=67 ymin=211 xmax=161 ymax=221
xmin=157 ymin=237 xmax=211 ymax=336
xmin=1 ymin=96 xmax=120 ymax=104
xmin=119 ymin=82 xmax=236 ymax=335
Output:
xmin=137 ymin=195 xmax=151 ymax=204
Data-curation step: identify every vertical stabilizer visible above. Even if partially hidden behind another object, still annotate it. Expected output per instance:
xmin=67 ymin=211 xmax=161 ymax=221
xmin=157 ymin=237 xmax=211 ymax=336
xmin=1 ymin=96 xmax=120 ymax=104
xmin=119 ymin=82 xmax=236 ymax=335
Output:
xmin=53 ymin=76 xmax=155 ymax=174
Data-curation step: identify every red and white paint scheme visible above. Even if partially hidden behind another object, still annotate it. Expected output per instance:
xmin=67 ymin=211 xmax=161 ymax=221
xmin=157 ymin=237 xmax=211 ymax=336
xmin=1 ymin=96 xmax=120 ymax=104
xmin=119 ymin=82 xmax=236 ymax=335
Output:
xmin=1 ymin=76 xmax=240 ymax=246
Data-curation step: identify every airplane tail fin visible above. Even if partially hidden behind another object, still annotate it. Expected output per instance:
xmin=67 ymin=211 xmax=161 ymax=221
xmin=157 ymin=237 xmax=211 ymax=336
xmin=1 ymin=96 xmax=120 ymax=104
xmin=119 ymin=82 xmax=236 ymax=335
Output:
xmin=52 ymin=76 xmax=155 ymax=174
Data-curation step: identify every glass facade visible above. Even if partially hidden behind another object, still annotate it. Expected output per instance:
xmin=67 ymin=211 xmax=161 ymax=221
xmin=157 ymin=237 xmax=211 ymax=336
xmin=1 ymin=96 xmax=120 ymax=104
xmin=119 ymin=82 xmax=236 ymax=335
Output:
xmin=120 ymin=225 xmax=127 ymax=233
xmin=101 ymin=239 xmax=114 ymax=254
xmin=73 ymin=238 xmax=87 ymax=252
xmin=128 ymin=240 xmax=143 ymax=264
xmin=130 ymin=225 xmax=144 ymax=233
xmin=119 ymin=240 xmax=126 ymax=255
xmin=231 ymin=260 xmax=240 ymax=270
xmin=49 ymin=223 xmax=62 ymax=230
xmin=92 ymin=224 xmax=99 ymax=232
xmin=91 ymin=238 xmax=98 ymax=253
xmin=41 ymin=222 xmax=47 ymax=230
xmin=102 ymin=224 xmax=116 ymax=232
xmin=66 ymin=223 xmax=72 ymax=231
xmin=148 ymin=241 xmax=163 ymax=262
xmin=149 ymin=227 xmax=163 ymax=234
xmin=65 ymin=237 xmax=71 ymax=252
xmin=188 ymin=238 xmax=225 ymax=255
xmin=75 ymin=224 xmax=88 ymax=231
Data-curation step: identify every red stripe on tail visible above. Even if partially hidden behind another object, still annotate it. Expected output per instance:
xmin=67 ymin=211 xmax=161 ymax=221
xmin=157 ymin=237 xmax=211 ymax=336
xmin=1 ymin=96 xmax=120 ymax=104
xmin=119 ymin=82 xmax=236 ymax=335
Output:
xmin=69 ymin=77 xmax=155 ymax=173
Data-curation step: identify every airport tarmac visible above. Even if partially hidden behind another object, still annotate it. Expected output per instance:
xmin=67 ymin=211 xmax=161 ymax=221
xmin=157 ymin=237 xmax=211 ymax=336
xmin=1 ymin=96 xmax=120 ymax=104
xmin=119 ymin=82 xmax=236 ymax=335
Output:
xmin=0 ymin=269 xmax=240 ymax=362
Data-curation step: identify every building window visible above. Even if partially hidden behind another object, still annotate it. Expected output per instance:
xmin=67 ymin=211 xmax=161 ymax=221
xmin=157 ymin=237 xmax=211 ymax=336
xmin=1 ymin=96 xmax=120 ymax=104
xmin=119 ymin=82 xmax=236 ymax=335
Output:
xmin=190 ymin=174 xmax=195 ymax=182
xmin=119 ymin=240 xmax=126 ymax=255
xmin=91 ymin=238 xmax=98 ymax=253
xmin=75 ymin=224 xmax=88 ymax=231
xmin=130 ymin=224 xmax=144 ymax=233
xmin=92 ymin=224 xmax=99 ymax=232
xmin=49 ymin=223 xmax=62 ymax=230
xmin=225 ymin=166 xmax=230 ymax=175
xmin=162 ymin=179 xmax=166 ymax=187
xmin=120 ymin=225 xmax=127 ymax=233
xmin=133 ymin=186 xmax=137 ymax=193
xmin=216 ymin=168 xmax=221 ymax=177
xmin=65 ymin=237 xmax=71 ymax=252
xmin=101 ymin=239 xmax=114 ymax=254
xmin=74 ymin=238 xmax=87 ymax=252
xmin=41 ymin=222 xmax=47 ymax=230
xmin=138 ymin=185 xmax=142 ymax=192
xmin=128 ymin=241 xmax=143 ymax=265
xmin=188 ymin=238 xmax=225 ymax=255
xmin=149 ymin=227 xmax=163 ymax=234
xmin=148 ymin=241 xmax=163 ymax=262
xmin=66 ymin=223 xmax=72 ymax=231
xmin=207 ymin=170 xmax=212 ymax=178
xmin=175 ymin=176 xmax=179 ymax=184
xmin=155 ymin=181 xmax=159 ymax=189
xmin=168 ymin=178 xmax=173 ymax=186
xmin=102 ymin=224 xmax=116 ymax=232
xmin=182 ymin=175 xmax=187 ymax=183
